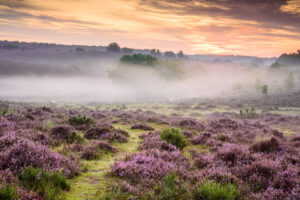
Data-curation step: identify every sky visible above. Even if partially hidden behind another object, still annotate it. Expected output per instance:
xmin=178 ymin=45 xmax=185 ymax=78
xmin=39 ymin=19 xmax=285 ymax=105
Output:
xmin=0 ymin=0 xmax=300 ymax=57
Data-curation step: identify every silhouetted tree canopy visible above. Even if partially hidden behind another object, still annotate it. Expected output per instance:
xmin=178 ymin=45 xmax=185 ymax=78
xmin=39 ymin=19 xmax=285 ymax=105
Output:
xmin=120 ymin=54 xmax=157 ymax=66
xmin=151 ymin=49 xmax=161 ymax=56
xmin=164 ymin=51 xmax=176 ymax=58
xmin=177 ymin=50 xmax=184 ymax=58
xmin=273 ymin=50 xmax=300 ymax=67
xmin=122 ymin=47 xmax=133 ymax=54
xmin=107 ymin=42 xmax=121 ymax=52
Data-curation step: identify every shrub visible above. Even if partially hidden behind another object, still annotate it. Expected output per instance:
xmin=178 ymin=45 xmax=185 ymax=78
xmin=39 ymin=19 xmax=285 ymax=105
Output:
xmin=131 ymin=124 xmax=154 ymax=131
xmin=192 ymin=181 xmax=238 ymax=200
xmin=161 ymin=128 xmax=187 ymax=150
xmin=0 ymin=138 xmax=78 ymax=177
xmin=261 ymin=84 xmax=268 ymax=95
xmin=111 ymin=149 xmax=189 ymax=186
xmin=81 ymin=146 xmax=100 ymax=160
xmin=250 ymin=137 xmax=281 ymax=153
xmin=50 ymin=126 xmax=72 ymax=140
xmin=90 ymin=140 xmax=118 ymax=153
xmin=0 ymin=184 xmax=18 ymax=200
xmin=101 ymin=133 xmax=128 ymax=143
xmin=216 ymin=143 xmax=251 ymax=166
xmin=67 ymin=132 xmax=83 ymax=144
xmin=178 ymin=119 xmax=205 ymax=130
xmin=155 ymin=173 xmax=187 ymax=200
xmin=84 ymin=127 xmax=111 ymax=139
xmin=20 ymin=167 xmax=70 ymax=200
xmin=239 ymin=159 xmax=277 ymax=191
xmin=68 ymin=115 xmax=94 ymax=126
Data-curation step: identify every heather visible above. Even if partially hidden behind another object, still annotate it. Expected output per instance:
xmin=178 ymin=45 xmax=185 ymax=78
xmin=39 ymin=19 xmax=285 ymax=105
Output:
xmin=0 ymin=102 xmax=299 ymax=199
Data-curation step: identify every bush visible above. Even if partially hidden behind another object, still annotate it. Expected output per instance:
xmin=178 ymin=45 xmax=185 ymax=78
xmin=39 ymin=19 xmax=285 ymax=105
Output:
xmin=261 ymin=84 xmax=268 ymax=95
xmin=50 ymin=126 xmax=72 ymax=140
xmin=130 ymin=124 xmax=154 ymax=131
xmin=68 ymin=115 xmax=94 ymax=126
xmin=0 ymin=138 xmax=79 ymax=177
xmin=0 ymin=184 xmax=18 ymax=200
xmin=161 ymin=128 xmax=187 ymax=150
xmin=20 ymin=167 xmax=70 ymax=200
xmin=250 ymin=137 xmax=281 ymax=153
xmin=193 ymin=181 xmax=238 ymax=200
xmin=155 ymin=173 xmax=187 ymax=200
xmin=67 ymin=132 xmax=83 ymax=144
xmin=84 ymin=127 xmax=111 ymax=139
xmin=81 ymin=146 xmax=100 ymax=160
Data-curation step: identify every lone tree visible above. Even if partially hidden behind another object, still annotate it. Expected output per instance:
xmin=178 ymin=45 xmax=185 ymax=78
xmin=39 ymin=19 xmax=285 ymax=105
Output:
xmin=177 ymin=50 xmax=184 ymax=58
xmin=164 ymin=51 xmax=176 ymax=58
xmin=107 ymin=42 xmax=121 ymax=52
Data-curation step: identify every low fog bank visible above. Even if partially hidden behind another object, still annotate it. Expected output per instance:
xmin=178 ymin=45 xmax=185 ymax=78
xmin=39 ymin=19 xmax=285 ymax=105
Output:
xmin=0 ymin=62 xmax=299 ymax=103
xmin=0 ymin=42 xmax=299 ymax=103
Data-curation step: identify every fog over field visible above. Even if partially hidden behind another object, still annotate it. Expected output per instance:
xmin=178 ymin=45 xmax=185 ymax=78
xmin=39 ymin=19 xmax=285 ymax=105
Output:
xmin=0 ymin=42 xmax=298 ymax=102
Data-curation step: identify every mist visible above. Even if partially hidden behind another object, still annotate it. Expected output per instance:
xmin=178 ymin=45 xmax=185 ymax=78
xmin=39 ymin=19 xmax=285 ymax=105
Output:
xmin=0 ymin=54 xmax=298 ymax=103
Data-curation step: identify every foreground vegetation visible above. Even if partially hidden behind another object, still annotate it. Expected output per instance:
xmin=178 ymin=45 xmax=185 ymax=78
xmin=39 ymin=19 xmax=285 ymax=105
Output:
xmin=0 ymin=101 xmax=299 ymax=200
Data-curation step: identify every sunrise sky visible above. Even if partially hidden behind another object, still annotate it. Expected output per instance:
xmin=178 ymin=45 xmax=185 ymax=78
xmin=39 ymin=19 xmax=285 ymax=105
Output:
xmin=1 ymin=0 xmax=300 ymax=57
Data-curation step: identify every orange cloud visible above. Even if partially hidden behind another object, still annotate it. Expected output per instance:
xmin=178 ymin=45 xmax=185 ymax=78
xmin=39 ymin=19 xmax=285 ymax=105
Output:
xmin=0 ymin=0 xmax=300 ymax=56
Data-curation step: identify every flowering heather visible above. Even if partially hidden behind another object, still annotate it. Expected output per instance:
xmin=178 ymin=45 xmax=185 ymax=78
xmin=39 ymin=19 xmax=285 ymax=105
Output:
xmin=90 ymin=140 xmax=118 ymax=153
xmin=130 ymin=124 xmax=154 ymax=131
xmin=139 ymin=131 xmax=178 ymax=152
xmin=100 ymin=132 xmax=128 ymax=143
xmin=50 ymin=126 xmax=72 ymax=140
xmin=250 ymin=137 xmax=282 ymax=153
xmin=182 ymin=130 xmax=194 ymax=138
xmin=111 ymin=149 xmax=190 ymax=187
xmin=84 ymin=126 xmax=111 ymax=139
xmin=177 ymin=118 xmax=205 ymax=130
xmin=0 ymin=138 xmax=79 ymax=177
xmin=238 ymin=159 xmax=278 ymax=191
xmin=216 ymin=143 xmax=251 ymax=166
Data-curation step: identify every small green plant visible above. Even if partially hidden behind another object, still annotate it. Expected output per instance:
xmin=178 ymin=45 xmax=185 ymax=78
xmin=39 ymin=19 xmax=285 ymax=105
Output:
xmin=67 ymin=132 xmax=83 ymax=144
xmin=43 ymin=120 xmax=55 ymax=131
xmin=193 ymin=181 xmax=238 ymax=200
xmin=0 ymin=104 xmax=9 ymax=116
xmin=240 ymin=107 xmax=256 ymax=118
xmin=156 ymin=173 xmax=187 ymax=200
xmin=217 ymin=134 xmax=228 ymax=142
xmin=0 ymin=184 xmax=18 ymax=200
xmin=261 ymin=84 xmax=268 ymax=95
xmin=68 ymin=115 xmax=94 ymax=126
xmin=20 ymin=167 xmax=70 ymax=200
xmin=41 ymin=106 xmax=51 ymax=112
xmin=285 ymin=72 xmax=295 ymax=90
xmin=161 ymin=128 xmax=187 ymax=150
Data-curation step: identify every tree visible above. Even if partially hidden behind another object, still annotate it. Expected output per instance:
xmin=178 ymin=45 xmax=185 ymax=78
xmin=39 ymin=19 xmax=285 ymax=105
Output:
xmin=107 ymin=42 xmax=121 ymax=52
xmin=164 ymin=51 xmax=176 ymax=58
xmin=122 ymin=47 xmax=133 ymax=54
xmin=177 ymin=50 xmax=184 ymax=58
xmin=150 ymin=49 xmax=161 ymax=56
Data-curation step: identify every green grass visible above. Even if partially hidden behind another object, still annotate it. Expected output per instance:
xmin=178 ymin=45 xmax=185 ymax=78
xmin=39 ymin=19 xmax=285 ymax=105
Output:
xmin=20 ymin=167 xmax=70 ymax=200
xmin=64 ymin=123 xmax=151 ymax=200
xmin=193 ymin=181 xmax=239 ymax=200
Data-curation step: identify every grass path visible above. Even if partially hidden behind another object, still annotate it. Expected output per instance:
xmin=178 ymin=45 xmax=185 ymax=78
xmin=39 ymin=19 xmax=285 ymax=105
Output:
xmin=64 ymin=124 xmax=147 ymax=200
